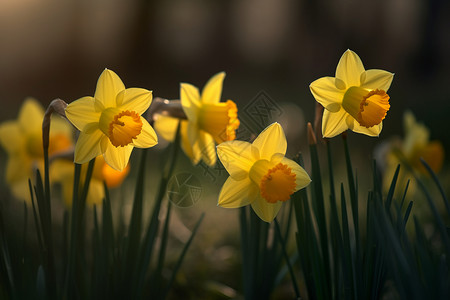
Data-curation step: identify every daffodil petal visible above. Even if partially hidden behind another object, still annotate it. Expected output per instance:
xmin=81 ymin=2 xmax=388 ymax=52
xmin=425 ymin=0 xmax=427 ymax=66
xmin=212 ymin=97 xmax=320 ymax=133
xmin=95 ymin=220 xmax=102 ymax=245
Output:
xmin=218 ymin=176 xmax=256 ymax=208
xmin=180 ymin=122 xmax=196 ymax=162
xmin=180 ymin=83 xmax=200 ymax=123
xmin=251 ymin=194 xmax=283 ymax=223
xmin=18 ymin=98 xmax=44 ymax=134
xmin=11 ymin=179 xmax=32 ymax=202
xmin=133 ymin=118 xmax=158 ymax=148
xmin=187 ymin=122 xmax=200 ymax=148
xmin=202 ymin=72 xmax=225 ymax=103
xmin=0 ymin=121 xmax=24 ymax=153
xmin=74 ymin=130 xmax=104 ymax=164
xmin=116 ymin=88 xmax=152 ymax=115
xmin=153 ymin=115 xmax=180 ymax=142
xmin=100 ymin=136 xmax=109 ymax=154
xmin=349 ymin=117 xmax=382 ymax=137
xmin=65 ymin=97 xmax=100 ymax=131
xmin=217 ymin=140 xmax=255 ymax=180
xmin=94 ymin=69 xmax=125 ymax=108
xmin=252 ymin=123 xmax=287 ymax=160
xmin=6 ymin=155 xmax=31 ymax=183
xmin=310 ymin=77 xmax=345 ymax=112
xmin=103 ymin=142 xmax=133 ymax=171
xmin=198 ymin=131 xmax=216 ymax=166
xmin=322 ymin=108 xmax=349 ymax=138
xmin=336 ymin=49 xmax=365 ymax=87
xmin=280 ymin=157 xmax=311 ymax=191
xmin=361 ymin=69 xmax=394 ymax=91
xmin=86 ymin=179 xmax=105 ymax=206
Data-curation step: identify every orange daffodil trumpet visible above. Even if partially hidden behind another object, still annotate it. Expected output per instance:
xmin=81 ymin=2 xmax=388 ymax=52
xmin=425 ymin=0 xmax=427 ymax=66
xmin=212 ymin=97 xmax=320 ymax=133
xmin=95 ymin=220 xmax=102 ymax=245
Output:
xmin=177 ymin=72 xmax=239 ymax=166
xmin=65 ymin=69 xmax=158 ymax=171
xmin=310 ymin=49 xmax=394 ymax=138
xmin=217 ymin=123 xmax=311 ymax=222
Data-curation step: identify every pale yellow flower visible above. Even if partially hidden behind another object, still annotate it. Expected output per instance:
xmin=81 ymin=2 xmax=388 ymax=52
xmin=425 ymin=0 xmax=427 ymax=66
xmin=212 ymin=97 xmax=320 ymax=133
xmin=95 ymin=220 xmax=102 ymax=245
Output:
xmin=154 ymin=72 xmax=240 ymax=166
xmin=50 ymin=156 xmax=130 ymax=206
xmin=65 ymin=69 xmax=158 ymax=171
xmin=217 ymin=123 xmax=311 ymax=222
xmin=0 ymin=98 xmax=73 ymax=201
xmin=310 ymin=49 xmax=394 ymax=138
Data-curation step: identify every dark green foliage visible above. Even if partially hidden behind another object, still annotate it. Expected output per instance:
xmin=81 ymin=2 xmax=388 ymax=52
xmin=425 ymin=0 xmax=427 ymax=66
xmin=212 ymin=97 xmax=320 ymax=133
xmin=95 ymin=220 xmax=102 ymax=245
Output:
xmin=293 ymin=136 xmax=450 ymax=300
xmin=0 ymin=124 xmax=204 ymax=299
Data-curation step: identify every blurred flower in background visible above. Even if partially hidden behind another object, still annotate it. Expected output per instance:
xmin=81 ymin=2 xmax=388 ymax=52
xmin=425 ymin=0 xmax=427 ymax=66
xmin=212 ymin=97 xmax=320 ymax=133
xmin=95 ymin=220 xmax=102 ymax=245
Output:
xmin=377 ymin=110 xmax=445 ymax=196
xmin=50 ymin=156 xmax=130 ymax=207
xmin=0 ymin=98 xmax=73 ymax=201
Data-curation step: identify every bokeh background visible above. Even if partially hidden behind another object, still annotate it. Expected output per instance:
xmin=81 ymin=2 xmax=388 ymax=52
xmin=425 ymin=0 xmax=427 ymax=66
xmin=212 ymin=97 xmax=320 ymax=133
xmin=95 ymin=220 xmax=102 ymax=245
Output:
xmin=1 ymin=0 xmax=450 ymax=298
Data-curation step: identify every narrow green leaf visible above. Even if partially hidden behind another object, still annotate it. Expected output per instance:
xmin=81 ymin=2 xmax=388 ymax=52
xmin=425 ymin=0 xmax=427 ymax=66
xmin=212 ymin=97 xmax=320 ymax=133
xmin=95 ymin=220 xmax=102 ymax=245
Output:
xmin=163 ymin=212 xmax=205 ymax=298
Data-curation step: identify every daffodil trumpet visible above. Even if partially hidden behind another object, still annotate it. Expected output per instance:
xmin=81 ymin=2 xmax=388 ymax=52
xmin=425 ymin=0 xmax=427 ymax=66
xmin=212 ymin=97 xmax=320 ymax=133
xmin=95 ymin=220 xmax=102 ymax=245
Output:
xmin=310 ymin=49 xmax=394 ymax=138
xmin=217 ymin=123 xmax=311 ymax=222
xmin=153 ymin=72 xmax=240 ymax=166
xmin=65 ymin=69 xmax=158 ymax=171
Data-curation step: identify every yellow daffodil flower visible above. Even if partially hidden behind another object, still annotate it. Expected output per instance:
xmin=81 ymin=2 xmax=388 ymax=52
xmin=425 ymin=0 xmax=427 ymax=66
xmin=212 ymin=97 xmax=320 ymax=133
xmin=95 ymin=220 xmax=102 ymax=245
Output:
xmin=0 ymin=98 xmax=73 ymax=201
xmin=51 ymin=156 xmax=130 ymax=206
xmin=217 ymin=123 xmax=311 ymax=222
xmin=382 ymin=111 xmax=444 ymax=194
xmin=310 ymin=49 xmax=394 ymax=138
xmin=65 ymin=69 xmax=158 ymax=171
xmin=155 ymin=72 xmax=240 ymax=166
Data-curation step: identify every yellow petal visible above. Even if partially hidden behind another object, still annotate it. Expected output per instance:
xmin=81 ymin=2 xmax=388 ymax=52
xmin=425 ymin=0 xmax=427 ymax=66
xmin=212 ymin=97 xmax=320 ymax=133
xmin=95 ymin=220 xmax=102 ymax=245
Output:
xmin=11 ymin=179 xmax=32 ymax=202
xmin=18 ymin=98 xmax=44 ymax=135
xmin=198 ymin=131 xmax=216 ymax=166
xmin=280 ymin=157 xmax=311 ymax=191
xmin=361 ymin=69 xmax=394 ymax=91
xmin=65 ymin=96 xmax=100 ymax=131
xmin=50 ymin=115 xmax=74 ymax=139
xmin=102 ymin=142 xmax=133 ymax=171
xmin=335 ymin=49 xmax=365 ymax=87
xmin=94 ymin=69 xmax=125 ymax=108
xmin=252 ymin=123 xmax=287 ymax=160
xmin=86 ymin=179 xmax=105 ymax=207
xmin=116 ymin=88 xmax=152 ymax=115
xmin=217 ymin=140 xmax=255 ymax=180
xmin=180 ymin=122 xmax=196 ymax=162
xmin=201 ymin=72 xmax=225 ymax=103
xmin=186 ymin=122 xmax=201 ymax=162
xmin=74 ymin=130 xmax=104 ymax=164
xmin=310 ymin=77 xmax=345 ymax=112
xmin=153 ymin=115 xmax=179 ymax=142
xmin=218 ymin=176 xmax=256 ymax=208
xmin=348 ymin=116 xmax=382 ymax=137
xmin=322 ymin=108 xmax=349 ymax=138
xmin=133 ymin=118 xmax=158 ymax=148
xmin=180 ymin=83 xmax=200 ymax=123
xmin=251 ymin=194 xmax=283 ymax=222
xmin=6 ymin=154 xmax=32 ymax=183
xmin=0 ymin=121 xmax=24 ymax=153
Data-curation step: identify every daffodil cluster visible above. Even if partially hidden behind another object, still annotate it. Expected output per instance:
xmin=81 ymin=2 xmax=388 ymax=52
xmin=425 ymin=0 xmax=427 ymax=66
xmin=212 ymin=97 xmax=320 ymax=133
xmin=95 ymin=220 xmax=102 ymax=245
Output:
xmin=0 ymin=98 xmax=129 ymax=204
xmin=0 ymin=50 xmax=398 ymax=222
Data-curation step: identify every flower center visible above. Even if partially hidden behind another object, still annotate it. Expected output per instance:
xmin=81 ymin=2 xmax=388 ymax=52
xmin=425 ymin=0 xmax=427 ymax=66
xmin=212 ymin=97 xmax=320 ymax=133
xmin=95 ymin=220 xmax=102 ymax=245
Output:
xmin=249 ymin=160 xmax=296 ymax=203
xmin=342 ymin=86 xmax=390 ymax=128
xmin=198 ymin=100 xmax=240 ymax=144
xmin=99 ymin=108 xmax=143 ymax=147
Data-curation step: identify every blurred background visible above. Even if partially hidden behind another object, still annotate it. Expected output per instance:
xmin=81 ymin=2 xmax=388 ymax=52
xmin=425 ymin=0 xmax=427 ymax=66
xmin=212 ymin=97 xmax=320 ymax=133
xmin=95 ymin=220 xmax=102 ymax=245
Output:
xmin=0 ymin=0 xmax=449 ymax=298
